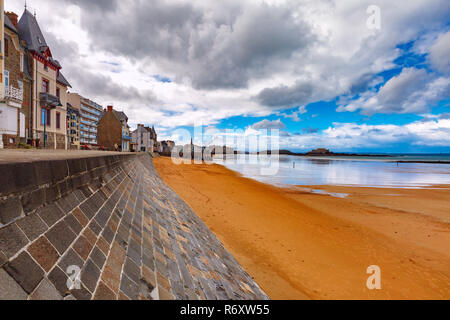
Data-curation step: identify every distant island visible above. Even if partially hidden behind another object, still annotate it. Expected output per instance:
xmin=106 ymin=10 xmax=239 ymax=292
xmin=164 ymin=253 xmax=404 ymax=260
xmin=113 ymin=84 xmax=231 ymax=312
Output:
xmin=242 ymin=148 xmax=393 ymax=158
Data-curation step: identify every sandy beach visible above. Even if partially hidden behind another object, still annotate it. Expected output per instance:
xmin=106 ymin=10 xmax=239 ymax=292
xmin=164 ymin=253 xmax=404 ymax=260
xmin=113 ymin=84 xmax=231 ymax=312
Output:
xmin=153 ymin=157 xmax=450 ymax=300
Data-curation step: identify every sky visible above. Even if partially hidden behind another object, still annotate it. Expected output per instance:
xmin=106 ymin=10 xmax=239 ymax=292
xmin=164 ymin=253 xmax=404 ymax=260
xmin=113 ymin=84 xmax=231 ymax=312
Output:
xmin=7 ymin=0 xmax=450 ymax=153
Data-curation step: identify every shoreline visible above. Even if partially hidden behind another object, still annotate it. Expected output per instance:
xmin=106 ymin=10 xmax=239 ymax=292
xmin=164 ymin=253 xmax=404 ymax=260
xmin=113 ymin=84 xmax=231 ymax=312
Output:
xmin=153 ymin=157 xmax=450 ymax=300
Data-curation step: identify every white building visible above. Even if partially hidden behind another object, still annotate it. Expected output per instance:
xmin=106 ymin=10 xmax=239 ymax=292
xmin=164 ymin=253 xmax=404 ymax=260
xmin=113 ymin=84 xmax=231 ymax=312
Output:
xmin=132 ymin=124 xmax=157 ymax=152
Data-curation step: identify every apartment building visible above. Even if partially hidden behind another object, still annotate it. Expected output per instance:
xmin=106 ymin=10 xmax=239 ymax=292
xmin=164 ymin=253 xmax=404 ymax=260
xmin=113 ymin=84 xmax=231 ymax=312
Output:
xmin=18 ymin=9 xmax=71 ymax=149
xmin=66 ymin=102 xmax=80 ymax=149
xmin=67 ymin=92 xmax=102 ymax=146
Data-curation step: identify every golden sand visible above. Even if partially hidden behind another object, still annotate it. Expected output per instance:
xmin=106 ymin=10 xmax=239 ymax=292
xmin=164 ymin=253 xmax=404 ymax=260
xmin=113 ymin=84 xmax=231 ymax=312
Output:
xmin=153 ymin=157 xmax=450 ymax=300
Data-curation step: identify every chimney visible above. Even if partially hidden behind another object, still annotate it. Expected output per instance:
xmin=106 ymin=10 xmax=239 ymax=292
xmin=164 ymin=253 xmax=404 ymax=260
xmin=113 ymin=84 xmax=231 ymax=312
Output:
xmin=107 ymin=105 xmax=113 ymax=112
xmin=6 ymin=12 xmax=18 ymax=29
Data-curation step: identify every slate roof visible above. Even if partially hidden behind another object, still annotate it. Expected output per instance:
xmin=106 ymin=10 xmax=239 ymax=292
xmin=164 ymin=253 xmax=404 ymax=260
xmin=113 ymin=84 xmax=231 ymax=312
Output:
xmin=4 ymin=14 xmax=18 ymax=34
xmin=18 ymin=9 xmax=48 ymax=53
xmin=57 ymin=72 xmax=72 ymax=88
xmin=100 ymin=110 xmax=129 ymax=123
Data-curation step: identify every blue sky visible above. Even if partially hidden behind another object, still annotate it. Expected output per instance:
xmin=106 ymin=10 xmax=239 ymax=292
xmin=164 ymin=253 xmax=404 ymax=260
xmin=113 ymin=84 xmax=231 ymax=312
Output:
xmin=8 ymin=0 xmax=449 ymax=153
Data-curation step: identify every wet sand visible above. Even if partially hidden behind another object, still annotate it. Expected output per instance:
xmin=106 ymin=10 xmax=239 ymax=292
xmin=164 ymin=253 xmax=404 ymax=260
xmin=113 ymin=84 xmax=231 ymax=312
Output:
xmin=153 ymin=157 xmax=450 ymax=300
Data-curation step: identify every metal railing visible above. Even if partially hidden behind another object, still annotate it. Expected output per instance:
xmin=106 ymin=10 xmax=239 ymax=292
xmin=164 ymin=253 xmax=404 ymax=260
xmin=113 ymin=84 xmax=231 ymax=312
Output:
xmin=5 ymin=86 xmax=23 ymax=102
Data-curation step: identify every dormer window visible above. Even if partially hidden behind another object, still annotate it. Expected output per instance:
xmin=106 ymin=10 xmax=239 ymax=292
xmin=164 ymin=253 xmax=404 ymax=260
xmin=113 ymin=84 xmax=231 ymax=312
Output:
xmin=38 ymin=36 xmax=42 ymax=44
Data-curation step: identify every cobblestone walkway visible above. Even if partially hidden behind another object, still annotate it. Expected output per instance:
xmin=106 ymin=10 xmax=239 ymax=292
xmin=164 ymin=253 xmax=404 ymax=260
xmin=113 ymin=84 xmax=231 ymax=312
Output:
xmin=0 ymin=154 xmax=268 ymax=300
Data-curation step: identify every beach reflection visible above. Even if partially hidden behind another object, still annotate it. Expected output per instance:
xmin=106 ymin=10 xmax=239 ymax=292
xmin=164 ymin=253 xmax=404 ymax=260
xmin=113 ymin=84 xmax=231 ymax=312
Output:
xmin=214 ymin=154 xmax=450 ymax=188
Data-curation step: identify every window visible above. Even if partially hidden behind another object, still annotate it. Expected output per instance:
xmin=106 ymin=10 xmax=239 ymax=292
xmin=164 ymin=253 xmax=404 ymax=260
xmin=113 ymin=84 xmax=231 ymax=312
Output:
xmin=56 ymin=112 xmax=61 ymax=129
xmin=18 ymin=81 xmax=23 ymax=93
xmin=56 ymin=87 xmax=60 ymax=98
xmin=20 ymin=53 xmax=24 ymax=72
xmin=4 ymin=39 xmax=8 ymax=57
xmin=42 ymin=79 xmax=49 ymax=93
xmin=4 ymin=70 xmax=9 ymax=88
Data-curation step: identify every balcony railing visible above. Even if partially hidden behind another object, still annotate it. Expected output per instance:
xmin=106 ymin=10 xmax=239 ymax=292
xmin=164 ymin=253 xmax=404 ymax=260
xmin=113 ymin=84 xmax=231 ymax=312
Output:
xmin=122 ymin=134 xmax=132 ymax=141
xmin=5 ymin=86 xmax=23 ymax=102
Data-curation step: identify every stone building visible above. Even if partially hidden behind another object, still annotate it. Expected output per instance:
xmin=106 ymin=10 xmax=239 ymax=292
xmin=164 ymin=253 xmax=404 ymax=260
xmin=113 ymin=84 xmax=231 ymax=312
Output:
xmin=66 ymin=102 xmax=80 ymax=149
xmin=67 ymin=92 xmax=102 ymax=146
xmin=97 ymin=105 xmax=130 ymax=152
xmin=0 ymin=11 xmax=28 ymax=148
xmin=131 ymin=124 xmax=157 ymax=152
xmin=18 ymin=9 xmax=71 ymax=149
xmin=157 ymin=140 xmax=175 ymax=156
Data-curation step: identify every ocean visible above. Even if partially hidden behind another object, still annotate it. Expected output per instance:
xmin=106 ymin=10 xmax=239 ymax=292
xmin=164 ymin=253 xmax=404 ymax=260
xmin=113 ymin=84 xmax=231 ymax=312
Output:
xmin=213 ymin=154 xmax=450 ymax=188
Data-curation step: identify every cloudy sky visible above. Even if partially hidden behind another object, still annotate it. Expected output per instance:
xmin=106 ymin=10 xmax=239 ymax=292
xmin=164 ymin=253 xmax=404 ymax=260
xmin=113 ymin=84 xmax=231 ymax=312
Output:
xmin=7 ymin=0 xmax=450 ymax=152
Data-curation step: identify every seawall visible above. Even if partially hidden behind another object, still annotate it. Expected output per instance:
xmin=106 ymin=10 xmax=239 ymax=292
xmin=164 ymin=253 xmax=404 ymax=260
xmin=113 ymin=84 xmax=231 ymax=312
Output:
xmin=0 ymin=151 xmax=268 ymax=300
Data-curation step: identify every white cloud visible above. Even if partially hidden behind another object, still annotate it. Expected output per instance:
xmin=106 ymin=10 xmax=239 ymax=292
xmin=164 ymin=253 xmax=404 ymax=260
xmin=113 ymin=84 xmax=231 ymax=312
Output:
xmin=251 ymin=119 xmax=286 ymax=130
xmin=5 ymin=0 xmax=450 ymax=135
xmin=337 ymin=68 xmax=450 ymax=115
xmin=429 ymin=31 xmax=450 ymax=75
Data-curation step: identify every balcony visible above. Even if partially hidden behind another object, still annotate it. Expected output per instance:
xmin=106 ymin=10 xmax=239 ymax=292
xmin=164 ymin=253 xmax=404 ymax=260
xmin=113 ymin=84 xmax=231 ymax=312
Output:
xmin=5 ymin=86 xmax=23 ymax=102
xmin=40 ymin=92 xmax=62 ymax=108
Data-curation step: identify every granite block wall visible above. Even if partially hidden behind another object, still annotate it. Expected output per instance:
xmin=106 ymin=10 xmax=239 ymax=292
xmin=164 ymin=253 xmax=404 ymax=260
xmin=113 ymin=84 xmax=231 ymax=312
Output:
xmin=0 ymin=153 xmax=268 ymax=300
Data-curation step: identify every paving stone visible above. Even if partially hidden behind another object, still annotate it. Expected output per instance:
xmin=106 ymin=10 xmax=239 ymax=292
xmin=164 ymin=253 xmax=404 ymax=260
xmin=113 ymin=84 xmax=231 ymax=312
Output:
xmin=82 ymin=228 xmax=98 ymax=246
xmin=48 ymin=266 xmax=70 ymax=296
xmin=0 ymin=268 xmax=28 ymax=300
xmin=73 ymin=236 xmax=94 ymax=261
xmin=0 ymin=196 xmax=23 ymax=225
xmin=71 ymin=284 xmax=92 ymax=300
xmin=96 ymin=236 xmax=110 ymax=255
xmin=27 ymin=236 xmax=60 ymax=272
xmin=59 ymin=249 xmax=84 ymax=275
xmin=0 ymin=250 xmax=7 ymax=267
xmin=0 ymin=223 xmax=29 ymax=258
xmin=72 ymin=207 xmax=89 ymax=227
xmin=45 ymin=220 xmax=77 ymax=255
xmin=64 ymin=214 xmax=83 ymax=234
xmin=37 ymin=204 xmax=64 ymax=228
xmin=120 ymin=273 xmax=139 ymax=300
xmin=16 ymin=212 xmax=48 ymax=242
xmin=29 ymin=278 xmax=63 ymax=300
xmin=88 ymin=220 xmax=102 ymax=236
xmin=90 ymin=246 xmax=106 ymax=270
xmin=93 ymin=281 xmax=116 ymax=300
xmin=81 ymin=259 xmax=101 ymax=293
xmin=158 ymin=286 xmax=174 ymax=300
xmin=4 ymin=251 xmax=44 ymax=294
xmin=123 ymin=258 xmax=140 ymax=284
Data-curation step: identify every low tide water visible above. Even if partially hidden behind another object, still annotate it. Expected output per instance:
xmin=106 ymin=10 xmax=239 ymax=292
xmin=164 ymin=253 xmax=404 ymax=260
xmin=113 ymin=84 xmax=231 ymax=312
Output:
xmin=213 ymin=154 xmax=450 ymax=188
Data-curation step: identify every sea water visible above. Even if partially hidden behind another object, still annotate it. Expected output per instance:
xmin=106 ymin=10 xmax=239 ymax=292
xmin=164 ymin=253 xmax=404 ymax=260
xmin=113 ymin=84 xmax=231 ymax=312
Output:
xmin=213 ymin=154 xmax=450 ymax=188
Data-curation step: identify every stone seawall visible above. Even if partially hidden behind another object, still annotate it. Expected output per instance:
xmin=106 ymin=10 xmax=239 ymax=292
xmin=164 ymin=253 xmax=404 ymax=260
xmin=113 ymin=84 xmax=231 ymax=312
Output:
xmin=0 ymin=153 xmax=268 ymax=300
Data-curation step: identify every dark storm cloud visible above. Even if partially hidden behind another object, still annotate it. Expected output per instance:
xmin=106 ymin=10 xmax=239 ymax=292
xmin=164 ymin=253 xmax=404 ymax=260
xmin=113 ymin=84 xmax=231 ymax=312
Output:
xmin=45 ymin=31 xmax=157 ymax=105
xmin=50 ymin=0 xmax=314 ymax=90
xmin=256 ymin=80 xmax=315 ymax=108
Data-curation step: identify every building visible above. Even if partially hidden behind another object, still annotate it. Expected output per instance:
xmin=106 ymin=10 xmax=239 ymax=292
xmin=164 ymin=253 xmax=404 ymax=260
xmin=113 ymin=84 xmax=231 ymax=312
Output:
xmin=0 ymin=11 xmax=27 ymax=148
xmin=67 ymin=92 xmax=102 ymax=146
xmin=157 ymin=140 xmax=175 ymax=156
xmin=307 ymin=148 xmax=333 ymax=155
xmin=97 ymin=105 xmax=130 ymax=152
xmin=66 ymin=103 xmax=80 ymax=149
xmin=131 ymin=124 xmax=157 ymax=152
xmin=18 ymin=9 xmax=71 ymax=149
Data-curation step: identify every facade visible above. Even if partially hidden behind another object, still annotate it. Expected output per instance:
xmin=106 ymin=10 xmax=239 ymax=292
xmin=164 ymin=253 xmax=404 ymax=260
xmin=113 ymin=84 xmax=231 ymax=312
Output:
xmin=97 ymin=105 xmax=130 ymax=152
xmin=66 ymin=103 xmax=80 ymax=149
xmin=131 ymin=124 xmax=157 ymax=152
xmin=157 ymin=140 xmax=175 ymax=155
xmin=67 ymin=93 xmax=102 ymax=146
xmin=18 ymin=9 xmax=71 ymax=149
xmin=0 ymin=12 xmax=26 ymax=148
